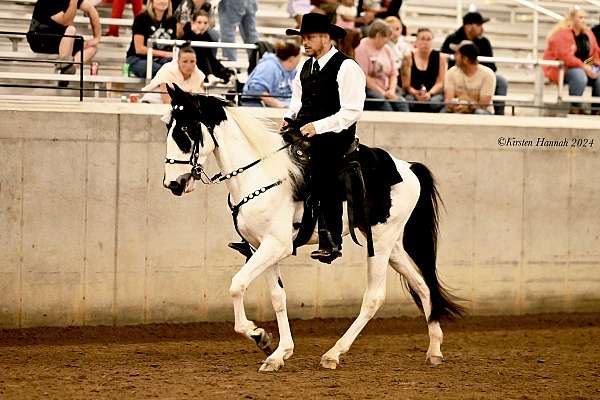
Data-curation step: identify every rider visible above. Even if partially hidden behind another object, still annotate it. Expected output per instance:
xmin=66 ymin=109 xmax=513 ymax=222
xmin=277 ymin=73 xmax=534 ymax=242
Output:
xmin=284 ymin=13 xmax=366 ymax=263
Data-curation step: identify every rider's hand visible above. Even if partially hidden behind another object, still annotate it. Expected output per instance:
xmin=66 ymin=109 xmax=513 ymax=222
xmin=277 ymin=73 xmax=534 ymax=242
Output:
xmin=279 ymin=119 xmax=288 ymax=132
xmin=300 ymin=123 xmax=317 ymax=137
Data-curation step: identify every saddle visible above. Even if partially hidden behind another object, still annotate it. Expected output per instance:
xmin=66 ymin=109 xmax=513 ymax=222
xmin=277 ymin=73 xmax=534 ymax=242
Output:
xmin=228 ymin=123 xmax=403 ymax=260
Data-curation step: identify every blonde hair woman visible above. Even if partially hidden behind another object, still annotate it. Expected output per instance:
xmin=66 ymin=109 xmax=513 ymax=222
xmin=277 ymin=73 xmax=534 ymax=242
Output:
xmin=543 ymin=6 xmax=600 ymax=114
xmin=126 ymin=0 xmax=177 ymax=78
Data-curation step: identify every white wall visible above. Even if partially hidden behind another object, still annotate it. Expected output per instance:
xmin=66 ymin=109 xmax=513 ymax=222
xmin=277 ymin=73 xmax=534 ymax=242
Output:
xmin=0 ymin=103 xmax=598 ymax=328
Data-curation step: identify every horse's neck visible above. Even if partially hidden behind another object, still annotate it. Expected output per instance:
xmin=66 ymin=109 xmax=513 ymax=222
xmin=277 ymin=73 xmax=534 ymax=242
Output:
xmin=213 ymin=120 xmax=275 ymax=203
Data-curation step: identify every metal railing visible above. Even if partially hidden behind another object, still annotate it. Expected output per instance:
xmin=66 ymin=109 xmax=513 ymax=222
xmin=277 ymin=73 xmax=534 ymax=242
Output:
xmin=0 ymin=31 xmax=85 ymax=100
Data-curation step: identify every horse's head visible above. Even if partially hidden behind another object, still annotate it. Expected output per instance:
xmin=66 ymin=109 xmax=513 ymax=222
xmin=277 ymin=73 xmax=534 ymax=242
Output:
xmin=163 ymin=84 xmax=230 ymax=196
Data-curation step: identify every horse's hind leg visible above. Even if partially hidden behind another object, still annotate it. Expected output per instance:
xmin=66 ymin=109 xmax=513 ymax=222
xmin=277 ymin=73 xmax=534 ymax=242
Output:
xmin=389 ymin=241 xmax=444 ymax=365
xmin=258 ymin=264 xmax=294 ymax=372
xmin=320 ymin=226 xmax=398 ymax=369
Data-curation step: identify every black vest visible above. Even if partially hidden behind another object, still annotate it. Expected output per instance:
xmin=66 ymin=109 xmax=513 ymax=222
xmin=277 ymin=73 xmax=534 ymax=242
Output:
xmin=296 ymin=51 xmax=356 ymax=137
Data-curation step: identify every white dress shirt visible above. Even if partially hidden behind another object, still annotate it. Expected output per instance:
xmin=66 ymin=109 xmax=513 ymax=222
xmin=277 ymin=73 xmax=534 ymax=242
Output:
xmin=285 ymin=46 xmax=366 ymax=135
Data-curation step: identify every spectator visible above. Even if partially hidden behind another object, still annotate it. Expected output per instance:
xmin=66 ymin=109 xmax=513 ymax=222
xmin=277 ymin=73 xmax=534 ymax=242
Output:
xmin=27 ymin=0 xmax=100 ymax=83
xmin=402 ymin=28 xmax=445 ymax=112
xmin=182 ymin=10 xmax=235 ymax=85
xmin=336 ymin=0 xmax=357 ymax=29
xmin=374 ymin=0 xmax=402 ymax=19
xmin=126 ymin=0 xmax=176 ymax=78
xmin=242 ymin=40 xmax=301 ymax=107
xmin=355 ymin=19 xmax=408 ymax=111
xmin=593 ymin=17 xmax=600 ymax=46
xmin=543 ymin=7 xmax=600 ymax=115
xmin=141 ymin=45 xmax=205 ymax=103
xmin=287 ymin=0 xmax=314 ymax=28
xmin=336 ymin=28 xmax=362 ymax=59
xmin=218 ymin=0 xmax=258 ymax=60
xmin=443 ymin=41 xmax=496 ymax=115
xmin=106 ymin=0 xmax=144 ymax=37
xmin=174 ymin=0 xmax=217 ymax=40
xmin=384 ymin=16 xmax=410 ymax=71
xmin=441 ymin=11 xmax=508 ymax=115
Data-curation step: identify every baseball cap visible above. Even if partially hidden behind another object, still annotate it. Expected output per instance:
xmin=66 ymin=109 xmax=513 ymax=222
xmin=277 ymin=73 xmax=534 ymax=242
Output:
xmin=463 ymin=12 xmax=490 ymax=25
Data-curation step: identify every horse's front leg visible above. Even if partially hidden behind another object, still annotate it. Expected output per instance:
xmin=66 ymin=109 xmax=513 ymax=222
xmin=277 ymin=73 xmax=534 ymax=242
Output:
xmin=258 ymin=265 xmax=294 ymax=372
xmin=228 ymin=237 xmax=291 ymax=365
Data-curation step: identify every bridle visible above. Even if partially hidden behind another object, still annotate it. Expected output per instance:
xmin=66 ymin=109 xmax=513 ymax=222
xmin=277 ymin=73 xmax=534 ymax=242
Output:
xmin=164 ymin=117 xmax=295 ymax=186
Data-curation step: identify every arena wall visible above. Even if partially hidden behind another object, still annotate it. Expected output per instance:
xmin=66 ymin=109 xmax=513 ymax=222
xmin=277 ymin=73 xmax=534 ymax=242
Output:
xmin=1 ymin=103 xmax=599 ymax=328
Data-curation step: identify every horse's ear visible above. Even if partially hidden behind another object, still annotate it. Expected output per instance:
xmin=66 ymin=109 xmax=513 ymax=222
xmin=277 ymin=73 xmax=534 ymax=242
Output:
xmin=166 ymin=84 xmax=176 ymax=100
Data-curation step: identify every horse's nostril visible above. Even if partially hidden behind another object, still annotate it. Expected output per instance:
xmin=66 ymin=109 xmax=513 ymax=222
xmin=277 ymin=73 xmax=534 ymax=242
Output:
xmin=168 ymin=181 xmax=184 ymax=196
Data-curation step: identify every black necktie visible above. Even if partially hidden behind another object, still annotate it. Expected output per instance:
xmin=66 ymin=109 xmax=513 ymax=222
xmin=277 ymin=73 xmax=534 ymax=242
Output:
xmin=312 ymin=60 xmax=320 ymax=75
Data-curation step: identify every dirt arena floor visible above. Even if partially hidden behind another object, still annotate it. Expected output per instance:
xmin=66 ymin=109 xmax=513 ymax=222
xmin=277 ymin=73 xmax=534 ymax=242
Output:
xmin=1 ymin=313 xmax=599 ymax=400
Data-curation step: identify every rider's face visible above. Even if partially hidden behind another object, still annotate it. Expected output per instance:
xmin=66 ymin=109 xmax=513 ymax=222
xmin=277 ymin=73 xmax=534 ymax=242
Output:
xmin=302 ymin=33 xmax=329 ymax=57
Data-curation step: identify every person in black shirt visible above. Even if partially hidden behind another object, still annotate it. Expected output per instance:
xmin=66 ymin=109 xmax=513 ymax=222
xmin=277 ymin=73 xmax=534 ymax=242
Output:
xmin=592 ymin=18 xmax=600 ymax=48
xmin=181 ymin=10 xmax=234 ymax=84
xmin=402 ymin=28 xmax=446 ymax=112
xmin=441 ymin=12 xmax=508 ymax=115
xmin=126 ymin=0 xmax=177 ymax=78
xmin=27 ymin=0 xmax=101 ymax=77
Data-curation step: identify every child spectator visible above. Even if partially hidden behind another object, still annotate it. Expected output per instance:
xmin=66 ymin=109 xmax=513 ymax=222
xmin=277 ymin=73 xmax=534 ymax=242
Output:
xmin=402 ymin=28 xmax=445 ymax=112
xmin=106 ymin=0 xmax=144 ymax=37
xmin=355 ymin=19 xmax=408 ymax=111
xmin=443 ymin=41 xmax=496 ymax=114
xmin=142 ymin=45 xmax=205 ymax=103
xmin=336 ymin=0 xmax=357 ymax=30
xmin=174 ymin=0 xmax=217 ymax=40
xmin=182 ymin=10 xmax=235 ymax=85
xmin=126 ymin=0 xmax=177 ymax=78
xmin=384 ymin=16 xmax=410 ymax=70
xmin=242 ymin=40 xmax=301 ymax=107
xmin=543 ymin=7 xmax=600 ymax=115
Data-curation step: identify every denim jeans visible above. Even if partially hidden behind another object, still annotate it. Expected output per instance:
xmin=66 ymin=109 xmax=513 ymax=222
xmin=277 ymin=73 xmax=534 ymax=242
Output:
xmin=405 ymin=94 xmax=445 ymax=112
xmin=566 ymin=67 xmax=600 ymax=111
xmin=127 ymin=55 xmax=171 ymax=78
xmin=218 ymin=0 xmax=258 ymax=60
xmin=365 ymin=88 xmax=409 ymax=111
xmin=493 ymin=74 xmax=508 ymax=115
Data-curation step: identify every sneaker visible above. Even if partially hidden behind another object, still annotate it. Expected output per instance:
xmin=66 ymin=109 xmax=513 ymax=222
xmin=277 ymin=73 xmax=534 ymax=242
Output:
xmin=55 ymin=61 xmax=76 ymax=88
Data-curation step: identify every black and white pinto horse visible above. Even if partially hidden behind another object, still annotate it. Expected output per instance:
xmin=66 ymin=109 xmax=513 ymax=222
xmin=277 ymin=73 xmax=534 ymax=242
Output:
xmin=162 ymin=85 xmax=464 ymax=372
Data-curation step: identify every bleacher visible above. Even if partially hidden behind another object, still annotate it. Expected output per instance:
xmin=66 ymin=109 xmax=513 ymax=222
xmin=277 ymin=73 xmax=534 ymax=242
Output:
xmin=0 ymin=0 xmax=598 ymax=112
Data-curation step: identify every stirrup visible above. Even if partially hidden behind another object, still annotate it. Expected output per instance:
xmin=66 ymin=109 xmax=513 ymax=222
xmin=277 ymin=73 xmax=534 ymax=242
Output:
xmin=310 ymin=248 xmax=342 ymax=264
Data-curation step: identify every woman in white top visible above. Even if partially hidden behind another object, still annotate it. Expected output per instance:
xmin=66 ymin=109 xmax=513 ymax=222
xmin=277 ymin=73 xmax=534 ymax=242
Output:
xmin=142 ymin=45 xmax=205 ymax=103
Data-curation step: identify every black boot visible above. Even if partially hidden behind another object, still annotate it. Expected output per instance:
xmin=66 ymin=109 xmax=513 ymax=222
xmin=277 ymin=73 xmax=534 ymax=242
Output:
xmin=310 ymin=213 xmax=342 ymax=264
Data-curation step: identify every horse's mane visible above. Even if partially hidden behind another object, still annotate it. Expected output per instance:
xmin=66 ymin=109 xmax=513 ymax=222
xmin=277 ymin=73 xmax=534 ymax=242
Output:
xmin=225 ymin=107 xmax=304 ymax=192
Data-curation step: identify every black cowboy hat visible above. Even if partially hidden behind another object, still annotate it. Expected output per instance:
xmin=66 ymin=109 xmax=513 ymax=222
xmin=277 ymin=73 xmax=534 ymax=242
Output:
xmin=286 ymin=13 xmax=347 ymax=40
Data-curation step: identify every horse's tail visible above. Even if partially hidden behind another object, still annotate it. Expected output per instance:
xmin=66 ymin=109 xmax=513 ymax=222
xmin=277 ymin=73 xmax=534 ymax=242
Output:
xmin=403 ymin=162 xmax=466 ymax=322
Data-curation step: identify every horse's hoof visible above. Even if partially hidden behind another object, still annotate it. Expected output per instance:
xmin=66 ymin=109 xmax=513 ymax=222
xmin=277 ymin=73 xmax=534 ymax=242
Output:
xmin=320 ymin=357 xmax=339 ymax=370
xmin=427 ymin=355 xmax=443 ymax=366
xmin=250 ymin=328 xmax=274 ymax=356
xmin=258 ymin=359 xmax=283 ymax=372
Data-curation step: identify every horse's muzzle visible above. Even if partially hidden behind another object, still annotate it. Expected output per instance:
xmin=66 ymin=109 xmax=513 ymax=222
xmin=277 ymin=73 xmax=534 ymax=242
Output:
xmin=164 ymin=173 xmax=195 ymax=196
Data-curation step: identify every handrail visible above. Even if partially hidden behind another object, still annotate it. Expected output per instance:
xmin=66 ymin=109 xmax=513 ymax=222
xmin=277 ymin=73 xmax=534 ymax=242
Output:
xmin=0 ymin=30 xmax=85 ymax=101
xmin=442 ymin=52 xmax=564 ymax=112
xmin=510 ymin=0 xmax=563 ymax=20
xmin=145 ymin=39 xmax=258 ymax=81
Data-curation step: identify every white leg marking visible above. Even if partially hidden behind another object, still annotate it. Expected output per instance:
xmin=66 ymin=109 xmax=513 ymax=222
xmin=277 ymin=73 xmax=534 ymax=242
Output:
xmin=321 ymin=224 xmax=400 ymax=369
xmin=389 ymin=241 xmax=444 ymax=365
xmin=258 ymin=265 xmax=295 ymax=372
xmin=229 ymin=237 xmax=290 ymax=347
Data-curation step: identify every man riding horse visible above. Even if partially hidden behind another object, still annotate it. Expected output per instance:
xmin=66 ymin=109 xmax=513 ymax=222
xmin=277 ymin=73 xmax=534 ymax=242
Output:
xmin=283 ymin=13 xmax=367 ymax=264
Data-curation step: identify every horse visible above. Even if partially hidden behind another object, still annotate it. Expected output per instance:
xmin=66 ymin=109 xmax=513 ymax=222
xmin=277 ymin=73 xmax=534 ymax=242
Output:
xmin=162 ymin=84 xmax=465 ymax=372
